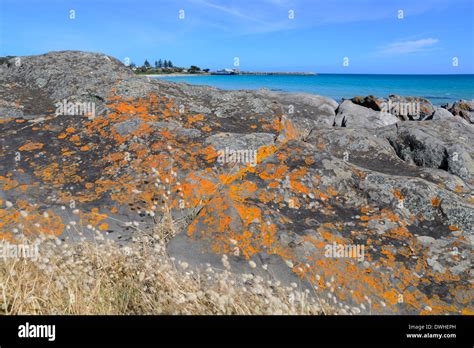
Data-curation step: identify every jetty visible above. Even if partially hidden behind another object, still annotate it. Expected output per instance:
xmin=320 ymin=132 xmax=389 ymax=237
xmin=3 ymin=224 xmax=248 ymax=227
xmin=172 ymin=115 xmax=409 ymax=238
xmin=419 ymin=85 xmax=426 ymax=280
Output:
xmin=211 ymin=69 xmax=316 ymax=76
xmin=240 ymin=71 xmax=317 ymax=76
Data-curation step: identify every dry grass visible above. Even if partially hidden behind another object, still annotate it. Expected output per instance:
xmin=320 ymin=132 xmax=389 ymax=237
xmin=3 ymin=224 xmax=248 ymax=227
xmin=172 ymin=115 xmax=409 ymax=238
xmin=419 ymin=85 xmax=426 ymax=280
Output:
xmin=0 ymin=212 xmax=333 ymax=315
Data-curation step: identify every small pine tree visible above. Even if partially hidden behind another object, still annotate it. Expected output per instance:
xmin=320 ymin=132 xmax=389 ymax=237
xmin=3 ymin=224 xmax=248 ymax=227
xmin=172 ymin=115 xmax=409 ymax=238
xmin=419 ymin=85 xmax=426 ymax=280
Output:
xmin=144 ymin=59 xmax=151 ymax=68
xmin=163 ymin=60 xmax=169 ymax=68
xmin=168 ymin=60 xmax=173 ymax=68
xmin=158 ymin=59 xmax=163 ymax=68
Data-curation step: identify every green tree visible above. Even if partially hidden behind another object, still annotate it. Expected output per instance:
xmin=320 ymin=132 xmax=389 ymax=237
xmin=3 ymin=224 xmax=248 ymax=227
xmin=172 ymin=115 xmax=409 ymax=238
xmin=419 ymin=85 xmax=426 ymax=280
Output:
xmin=163 ymin=60 xmax=169 ymax=68
xmin=158 ymin=59 xmax=163 ymax=68
xmin=144 ymin=59 xmax=151 ymax=68
xmin=168 ymin=60 xmax=173 ymax=68
xmin=189 ymin=65 xmax=201 ymax=73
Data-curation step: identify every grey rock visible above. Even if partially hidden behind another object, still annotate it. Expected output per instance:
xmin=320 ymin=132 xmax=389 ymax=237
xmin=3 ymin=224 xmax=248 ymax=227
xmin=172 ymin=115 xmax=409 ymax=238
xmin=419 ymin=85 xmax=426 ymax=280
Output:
xmin=259 ymin=90 xmax=339 ymax=134
xmin=447 ymin=100 xmax=474 ymax=123
xmin=351 ymin=95 xmax=383 ymax=111
xmin=335 ymin=100 xmax=399 ymax=128
xmin=430 ymin=108 xmax=454 ymax=121
xmin=205 ymin=132 xmax=275 ymax=151
xmin=384 ymin=95 xmax=435 ymax=120
xmin=0 ymin=51 xmax=134 ymax=117
xmin=377 ymin=118 xmax=474 ymax=181
xmin=113 ymin=118 xmax=144 ymax=135
xmin=113 ymin=118 xmax=202 ymax=138
xmin=167 ymin=233 xmax=310 ymax=290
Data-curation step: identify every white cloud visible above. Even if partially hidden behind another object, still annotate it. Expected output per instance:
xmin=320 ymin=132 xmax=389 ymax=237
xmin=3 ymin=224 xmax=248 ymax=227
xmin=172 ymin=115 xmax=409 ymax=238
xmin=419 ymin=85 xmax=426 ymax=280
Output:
xmin=188 ymin=0 xmax=294 ymax=35
xmin=189 ymin=0 xmax=261 ymax=22
xmin=381 ymin=38 xmax=439 ymax=55
xmin=262 ymin=0 xmax=292 ymax=6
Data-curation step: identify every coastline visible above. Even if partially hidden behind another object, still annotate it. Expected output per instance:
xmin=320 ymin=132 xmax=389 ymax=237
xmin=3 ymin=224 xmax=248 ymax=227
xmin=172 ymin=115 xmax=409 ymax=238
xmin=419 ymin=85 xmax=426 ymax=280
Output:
xmin=144 ymin=73 xmax=210 ymax=77
xmin=143 ymin=72 xmax=317 ymax=77
xmin=152 ymin=74 xmax=474 ymax=106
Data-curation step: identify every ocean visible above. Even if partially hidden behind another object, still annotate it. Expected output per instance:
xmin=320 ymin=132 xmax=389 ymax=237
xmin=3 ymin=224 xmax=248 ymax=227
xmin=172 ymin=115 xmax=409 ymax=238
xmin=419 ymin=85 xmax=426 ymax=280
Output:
xmin=154 ymin=74 xmax=474 ymax=105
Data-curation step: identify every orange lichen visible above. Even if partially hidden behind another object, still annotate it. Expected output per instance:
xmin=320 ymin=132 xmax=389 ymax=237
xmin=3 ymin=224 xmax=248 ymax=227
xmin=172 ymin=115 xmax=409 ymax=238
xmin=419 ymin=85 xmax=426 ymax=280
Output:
xmin=0 ymin=176 xmax=18 ymax=191
xmin=392 ymin=190 xmax=404 ymax=200
xmin=431 ymin=197 xmax=441 ymax=207
xmin=99 ymin=223 xmax=109 ymax=231
xmin=18 ymin=142 xmax=44 ymax=151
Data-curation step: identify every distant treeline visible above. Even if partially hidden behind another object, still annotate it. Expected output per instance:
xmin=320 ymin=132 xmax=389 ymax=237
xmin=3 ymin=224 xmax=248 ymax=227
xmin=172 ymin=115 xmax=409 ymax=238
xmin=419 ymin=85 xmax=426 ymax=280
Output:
xmin=130 ymin=59 xmax=209 ymax=75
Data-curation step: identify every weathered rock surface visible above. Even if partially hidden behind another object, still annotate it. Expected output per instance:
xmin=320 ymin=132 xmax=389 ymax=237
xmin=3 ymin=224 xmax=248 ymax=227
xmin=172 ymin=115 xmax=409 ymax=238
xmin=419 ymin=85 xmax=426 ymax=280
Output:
xmin=430 ymin=107 xmax=455 ymax=121
xmin=445 ymin=100 xmax=474 ymax=123
xmin=334 ymin=100 xmax=399 ymax=128
xmin=377 ymin=118 xmax=474 ymax=181
xmin=351 ymin=95 xmax=383 ymax=111
xmin=0 ymin=51 xmax=472 ymax=315
xmin=0 ymin=51 xmax=134 ymax=118
xmin=385 ymin=95 xmax=435 ymax=120
xmin=205 ymin=132 xmax=276 ymax=151
xmin=352 ymin=95 xmax=436 ymax=121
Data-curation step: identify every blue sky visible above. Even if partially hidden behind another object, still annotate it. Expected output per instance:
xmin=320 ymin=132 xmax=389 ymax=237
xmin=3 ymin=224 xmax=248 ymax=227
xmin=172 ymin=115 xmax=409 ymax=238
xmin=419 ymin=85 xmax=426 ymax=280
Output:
xmin=1 ymin=0 xmax=473 ymax=73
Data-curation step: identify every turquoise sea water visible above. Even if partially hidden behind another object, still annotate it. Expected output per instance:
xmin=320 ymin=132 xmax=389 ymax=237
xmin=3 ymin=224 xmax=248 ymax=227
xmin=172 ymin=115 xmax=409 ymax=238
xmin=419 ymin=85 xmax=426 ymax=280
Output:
xmin=155 ymin=74 xmax=474 ymax=105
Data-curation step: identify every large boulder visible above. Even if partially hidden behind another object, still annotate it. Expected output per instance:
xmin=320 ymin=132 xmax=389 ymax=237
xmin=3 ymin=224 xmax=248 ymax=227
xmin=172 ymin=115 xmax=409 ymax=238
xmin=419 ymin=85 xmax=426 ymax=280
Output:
xmin=381 ymin=95 xmax=435 ymax=120
xmin=257 ymin=90 xmax=339 ymax=138
xmin=430 ymin=107 xmax=454 ymax=121
xmin=377 ymin=118 xmax=474 ymax=181
xmin=446 ymin=100 xmax=474 ymax=123
xmin=334 ymin=100 xmax=399 ymax=128
xmin=0 ymin=51 xmax=134 ymax=118
xmin=350 ymin=95 xmax=435 ymax=121
xmin=351 ymin=95 xmax=383 ymax=111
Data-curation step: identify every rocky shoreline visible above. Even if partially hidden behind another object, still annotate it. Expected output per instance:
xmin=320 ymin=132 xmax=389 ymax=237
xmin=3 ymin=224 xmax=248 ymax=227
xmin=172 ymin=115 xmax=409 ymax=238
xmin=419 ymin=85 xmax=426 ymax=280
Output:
xmin=0 ymin=51 xmax=472 ymax=315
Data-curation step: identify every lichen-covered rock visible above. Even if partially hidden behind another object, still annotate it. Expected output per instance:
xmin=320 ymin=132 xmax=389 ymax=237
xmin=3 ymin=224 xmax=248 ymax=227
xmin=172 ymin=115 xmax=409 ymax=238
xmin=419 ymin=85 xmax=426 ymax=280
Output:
xmin=0 ymin=51 xmax=134 ymax=117
xmin=1 ymin=51 xmax=472 ymax=315
xmin=446 ymin=100 xmax=474 ymax=123
xmin=351 ymin=95 xmax=383 ymax=111
xmin=384 ymin=95 xmax=435 ymax=120
xmin=167 ymin=139 xmax=473 ymax=314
